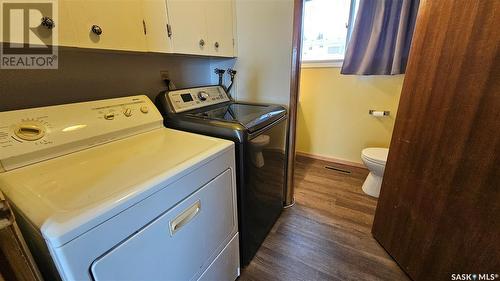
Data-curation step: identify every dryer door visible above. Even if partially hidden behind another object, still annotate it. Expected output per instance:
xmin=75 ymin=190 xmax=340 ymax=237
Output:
xmin=90 ymin=169 xmax=237 ymax=281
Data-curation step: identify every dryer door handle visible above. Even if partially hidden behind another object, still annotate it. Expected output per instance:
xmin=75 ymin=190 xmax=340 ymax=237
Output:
xmin=169 ymin=200 xmax=201 ymax=236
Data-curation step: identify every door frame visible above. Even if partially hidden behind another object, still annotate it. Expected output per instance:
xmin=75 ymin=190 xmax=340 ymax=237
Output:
xmin=284 ymin=0 xmax=304 ymax=207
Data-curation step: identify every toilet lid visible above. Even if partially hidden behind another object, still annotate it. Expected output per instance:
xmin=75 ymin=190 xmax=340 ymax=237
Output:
xmin=362 ymin=148 xmax=389 ymax=165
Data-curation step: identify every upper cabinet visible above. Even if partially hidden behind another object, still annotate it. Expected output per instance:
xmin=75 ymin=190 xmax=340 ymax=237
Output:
xmin=204 ymin=0 xmax=235 ymax=57
xmin=164 ymin=1 xmax=207 ymax=55
xmin=58 ymin=1 xmax=79 ymax=47
xmin=2 ymin=0 xmax=236 ymax=57
xmin=63 ymin=0 xmax=147 ymax=52
xmin=147 ymin=0 xmax=235 ymax=57
xmin=142 ymin=0 xmax=172 ymax=53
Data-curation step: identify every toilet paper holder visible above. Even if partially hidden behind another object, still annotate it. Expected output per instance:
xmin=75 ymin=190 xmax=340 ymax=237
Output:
xmin=369 ymin=110 xmax=390 ymax=116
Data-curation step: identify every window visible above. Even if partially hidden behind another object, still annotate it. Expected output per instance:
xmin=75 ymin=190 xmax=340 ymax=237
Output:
xmin=301 ymin=0 xmax=358 ymax=67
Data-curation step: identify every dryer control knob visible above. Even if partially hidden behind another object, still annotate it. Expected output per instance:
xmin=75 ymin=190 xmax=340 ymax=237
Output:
xmin=140 ymin=106 xmax=149 ymax=114
xmin=14 ymin=121 xmax=45 ymax=141
xmin=104 ymin=113 xmax=115 ymax=120
xmin=124 ymin=108 xmax=132 ymax=117
xmin=198 ymin=91 xmax=209 ymax=101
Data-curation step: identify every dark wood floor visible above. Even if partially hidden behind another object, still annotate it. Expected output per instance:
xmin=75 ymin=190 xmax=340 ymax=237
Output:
xmin=239 ymin=156 xmax=410 ymax=281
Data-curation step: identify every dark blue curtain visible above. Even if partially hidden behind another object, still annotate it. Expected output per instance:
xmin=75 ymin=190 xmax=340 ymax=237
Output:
xmin=341 ymin=0 xmax=420 ymax=75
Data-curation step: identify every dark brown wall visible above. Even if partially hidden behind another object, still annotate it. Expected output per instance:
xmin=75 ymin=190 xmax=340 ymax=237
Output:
xmin=0 ymin=48 xmax=213 ymax=111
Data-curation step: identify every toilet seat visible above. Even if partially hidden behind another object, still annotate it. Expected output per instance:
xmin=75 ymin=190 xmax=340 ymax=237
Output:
xmin=361 ymin=148 xmax=388 ymax=165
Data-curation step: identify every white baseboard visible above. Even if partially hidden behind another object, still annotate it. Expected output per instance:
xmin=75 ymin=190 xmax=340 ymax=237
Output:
xmin=295 ymin=151 xmax=367 ymax=169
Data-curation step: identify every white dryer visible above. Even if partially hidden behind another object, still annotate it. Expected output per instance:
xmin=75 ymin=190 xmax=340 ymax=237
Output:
xmin=0 ymin=96 xmax=239 ymax=281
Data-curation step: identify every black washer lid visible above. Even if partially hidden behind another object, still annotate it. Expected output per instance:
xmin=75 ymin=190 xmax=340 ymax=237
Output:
xmin=188 ymin=103 xmax=286 ymax=132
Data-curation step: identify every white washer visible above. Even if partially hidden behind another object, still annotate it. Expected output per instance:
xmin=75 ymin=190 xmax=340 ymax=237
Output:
xmin=0 ymin=96 xmax=240 ymax=281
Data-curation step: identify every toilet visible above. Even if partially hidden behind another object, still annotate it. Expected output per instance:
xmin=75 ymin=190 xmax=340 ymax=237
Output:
xmin=250 ymin=134 xmax=270 ymax=168
xmin=361 ymin=147 xmax=389 ymax=198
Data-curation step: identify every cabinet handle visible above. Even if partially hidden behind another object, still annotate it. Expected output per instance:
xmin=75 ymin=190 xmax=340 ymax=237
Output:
xmin=41 ymin=17 xmax=55 ymax=29
xmin=91 ymin=25 xmax=103 ymax=35
xmin=166 ymin=24 xmax=172 ymax=38
xmin=169 ymin=200 xmax=201 ymax=236
xmin=214 ymin=41 xmax=220 ymax=49
xmin=199 ymin=39 xmax=205 ymax=47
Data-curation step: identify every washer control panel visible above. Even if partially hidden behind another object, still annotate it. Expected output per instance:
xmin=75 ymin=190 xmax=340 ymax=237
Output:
xmin=0 ymin=95 xmax=163 ymax=172
xmin=168 ymin=86 xmax=230 ymax=113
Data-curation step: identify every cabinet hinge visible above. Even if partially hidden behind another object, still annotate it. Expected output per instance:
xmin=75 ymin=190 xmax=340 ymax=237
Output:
xmin=142 ymin=20 xmax=147 ymax=35
xmin=167 ymin=24 xmax=172 ymax=38
xmin=232 ymin=38 xmax=235 ymax=46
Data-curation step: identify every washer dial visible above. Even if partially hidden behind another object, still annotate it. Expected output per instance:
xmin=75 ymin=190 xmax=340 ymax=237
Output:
xmin=197 ymin=91 xmax=209 ymax=101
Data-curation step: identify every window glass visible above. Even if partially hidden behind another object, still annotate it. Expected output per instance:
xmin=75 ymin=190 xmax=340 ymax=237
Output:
xmin=302 ymin=0 xmax=355 ymax=62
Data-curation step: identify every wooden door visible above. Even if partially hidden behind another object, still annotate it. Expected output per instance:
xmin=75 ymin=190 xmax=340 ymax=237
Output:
xmin=372 ymin=1 xmax=500 ymax=281
xmin=71 ymin=0 xmax=147 ymax=51
xmin=166 ymin=0 xmax=207 ymax=55
xmin=205 ymin=0 xmax=234 ymax=57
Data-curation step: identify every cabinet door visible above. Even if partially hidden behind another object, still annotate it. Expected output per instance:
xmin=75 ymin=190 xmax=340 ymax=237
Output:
xmin=166 ymin=0 xmax=208 ymax=55
xmin=0 ymin=2 xmax=71 ymax=48
xmin=71 ymin=0 xmax=147 ymax=51
xmin=205 ymin=0 xmax=234 ymax=57
xmin=56 ymin=0 xmax=79 ymax=47
xmin=142 ymin=0 xmax=172 ymax=53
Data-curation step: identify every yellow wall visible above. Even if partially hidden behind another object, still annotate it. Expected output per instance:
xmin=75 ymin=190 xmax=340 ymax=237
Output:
xmin=296 ymin=67 xmax=404 ymax=164
xmin=210 ymin=0 xmax=294 ymax=106
xmin=233 ymin=0 xmax=293 ymax=106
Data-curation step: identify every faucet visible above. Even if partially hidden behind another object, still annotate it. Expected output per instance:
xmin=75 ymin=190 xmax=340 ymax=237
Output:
xmin=226 ymin=68 xmax=237 ymax=94
xmin=214 ymin=68 xmax=226 ymax=87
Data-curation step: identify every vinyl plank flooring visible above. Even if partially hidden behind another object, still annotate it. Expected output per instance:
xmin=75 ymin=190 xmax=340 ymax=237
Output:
xmin=239 ymin=156 xmax=410 ymax=281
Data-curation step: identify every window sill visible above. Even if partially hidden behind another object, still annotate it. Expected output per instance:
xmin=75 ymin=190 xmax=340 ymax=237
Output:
xmin=301 ymin=59 xmax=343 ymax=69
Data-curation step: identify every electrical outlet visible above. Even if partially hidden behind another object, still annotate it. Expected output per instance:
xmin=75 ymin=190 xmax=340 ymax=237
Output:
xmin=160 ymin=70 xmax=169 ymax=81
